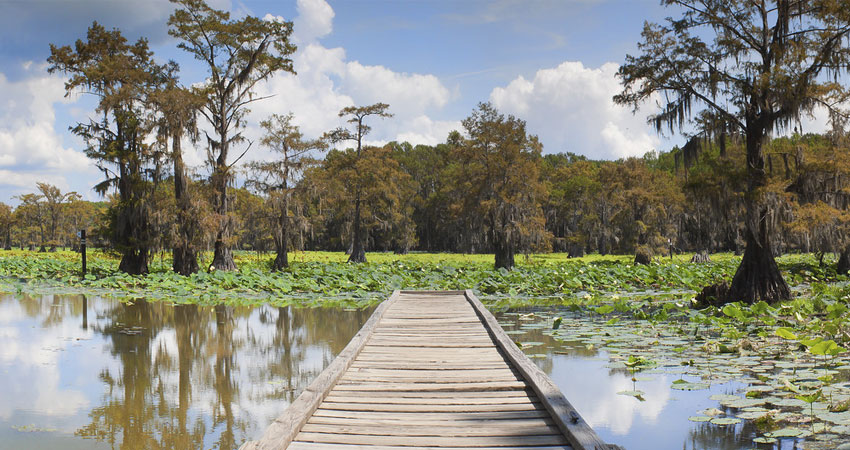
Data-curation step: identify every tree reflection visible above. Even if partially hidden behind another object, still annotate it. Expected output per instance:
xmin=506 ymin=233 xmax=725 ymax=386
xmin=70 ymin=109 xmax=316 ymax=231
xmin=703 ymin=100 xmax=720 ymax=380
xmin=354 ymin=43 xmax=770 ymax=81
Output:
xmin=66 ymin=297 xmax=368 ymax=449
xmin=685 ymin=422 xmax=756 ymax=450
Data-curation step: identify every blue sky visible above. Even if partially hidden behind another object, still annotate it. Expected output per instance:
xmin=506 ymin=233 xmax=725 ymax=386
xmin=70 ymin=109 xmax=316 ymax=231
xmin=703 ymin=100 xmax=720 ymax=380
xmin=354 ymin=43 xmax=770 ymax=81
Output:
xmin=0 ymin=0 xmax=822 ymax=204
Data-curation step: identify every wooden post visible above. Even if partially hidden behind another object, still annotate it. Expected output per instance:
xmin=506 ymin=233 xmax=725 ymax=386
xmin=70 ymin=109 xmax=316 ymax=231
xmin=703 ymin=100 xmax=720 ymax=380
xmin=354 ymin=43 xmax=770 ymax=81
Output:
xmin=80 ymin=229 xmax=87 ymax=276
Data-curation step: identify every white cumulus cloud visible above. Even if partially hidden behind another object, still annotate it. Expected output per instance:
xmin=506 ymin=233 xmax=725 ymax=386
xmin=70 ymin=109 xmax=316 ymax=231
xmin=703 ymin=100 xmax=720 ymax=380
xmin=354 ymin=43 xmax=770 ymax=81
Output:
xmin=293 ymin=0 xmax=334 ymax=44
xmin=0 ymin=66 xmax=92 ymax=197
xmin=490 ymin=61 xmax=660 ymax=159
xmin=242 ymin=0 xmax=455 ymax=161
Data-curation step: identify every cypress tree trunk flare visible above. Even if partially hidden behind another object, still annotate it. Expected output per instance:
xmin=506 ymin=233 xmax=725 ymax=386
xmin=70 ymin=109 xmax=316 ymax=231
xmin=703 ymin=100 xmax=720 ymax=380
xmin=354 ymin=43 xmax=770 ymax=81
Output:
xmin=493 ymin=231 xmax=515 ymax=270
xmin=272 ymin=202 xmax=289 ymax=270
xmin=119 ymin=249 xmax=149 ymax=275
xmin=348 ymin=191 xmax=366 ymax=263
xmin=727 ymin=117 xmax=791 ymax=304
xmin=838 ymin=247 xmax=850 ymax=275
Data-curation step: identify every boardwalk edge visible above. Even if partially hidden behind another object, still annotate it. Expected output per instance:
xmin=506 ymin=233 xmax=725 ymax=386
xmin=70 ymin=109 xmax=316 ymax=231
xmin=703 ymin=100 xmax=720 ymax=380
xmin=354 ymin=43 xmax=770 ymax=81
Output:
xmin=240 ymin=290 xmax=402 ymax=450
xmin=463 ymin=289 xmax=623 ymax=450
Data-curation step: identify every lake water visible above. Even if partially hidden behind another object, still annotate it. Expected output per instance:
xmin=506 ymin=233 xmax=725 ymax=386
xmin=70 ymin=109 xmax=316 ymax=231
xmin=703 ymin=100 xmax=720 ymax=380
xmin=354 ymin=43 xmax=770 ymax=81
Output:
xmin=0 ymin=293 xmax=371 ymax=450
xmin=0 ymin=293 xmax=838 ymax=449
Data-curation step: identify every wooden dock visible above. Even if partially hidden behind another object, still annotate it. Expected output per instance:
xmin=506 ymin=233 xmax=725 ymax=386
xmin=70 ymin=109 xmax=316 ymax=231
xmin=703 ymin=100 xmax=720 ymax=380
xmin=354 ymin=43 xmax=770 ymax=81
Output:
xmin=242 ymin=290 xmax=619 ymax=450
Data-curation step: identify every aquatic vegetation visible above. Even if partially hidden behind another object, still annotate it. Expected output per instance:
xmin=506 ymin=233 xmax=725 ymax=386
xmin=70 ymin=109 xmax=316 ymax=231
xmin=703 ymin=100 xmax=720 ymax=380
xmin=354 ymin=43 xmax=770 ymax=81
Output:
xmin=0 ymin=250 xmax=840 ymax=308
xmin=502 ymin=298 xmax=850 ymax=450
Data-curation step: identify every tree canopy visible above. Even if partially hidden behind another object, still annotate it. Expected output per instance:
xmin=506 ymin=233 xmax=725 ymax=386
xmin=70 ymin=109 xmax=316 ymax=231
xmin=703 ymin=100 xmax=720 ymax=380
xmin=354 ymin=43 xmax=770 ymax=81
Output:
xmin=616 ymin=0 xmax=850 ymax=303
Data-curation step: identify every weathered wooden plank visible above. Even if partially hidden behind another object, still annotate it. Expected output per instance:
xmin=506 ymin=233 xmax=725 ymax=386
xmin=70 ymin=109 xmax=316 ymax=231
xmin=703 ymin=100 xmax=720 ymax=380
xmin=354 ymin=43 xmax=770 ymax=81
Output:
xmin=331 ymin=381 xmax=528 ymax=392
xmin=292 ymin=432 xmax=569 ymax=447
xmin=299 ymin=423 xmax=563 ymax=437
xmin=288 ymin=443 xmax=572 ymax=450
xmin=339 ymin=374 xmax=521 ymax=384
xmin=306 ymin=416 xmax=554 ymax=428
xmin=344 ymin=367 xmax=519 ymax=376
xmin=311 ymin=409 xmax=551 ymax=421
xmin=318 ymin=389 xmax=534 ymax=399
xmin=315 ymin=401 xmax=541 ymax=413
xmin=322 ymin=395 xmax=537 ymax=405
xmin=348 ymin=363 xmax=510 ymax=370
xmin=364 ymin=341 xmax=496 ymax=348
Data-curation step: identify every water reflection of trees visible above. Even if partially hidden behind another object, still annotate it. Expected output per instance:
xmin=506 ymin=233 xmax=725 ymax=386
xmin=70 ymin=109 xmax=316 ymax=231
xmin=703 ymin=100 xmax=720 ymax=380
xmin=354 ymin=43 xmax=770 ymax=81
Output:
xmin=59 ymin=297 xmax=369 ymax=449
xmin=685 ymin=422 xmax=758 ymax=450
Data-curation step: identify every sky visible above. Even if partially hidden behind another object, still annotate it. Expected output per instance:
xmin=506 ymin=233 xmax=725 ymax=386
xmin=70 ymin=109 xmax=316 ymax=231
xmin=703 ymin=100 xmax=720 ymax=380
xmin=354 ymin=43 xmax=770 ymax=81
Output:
xmin=0 ymin=0 xmax=830 ymax=204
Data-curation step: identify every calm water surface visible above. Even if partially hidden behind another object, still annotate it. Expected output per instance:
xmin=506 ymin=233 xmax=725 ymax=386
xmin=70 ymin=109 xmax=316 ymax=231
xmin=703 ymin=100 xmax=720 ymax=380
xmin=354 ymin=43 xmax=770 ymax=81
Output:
xmin=497 ymin=311 xmax=813 ymax=450
xmin=0 ymin=293 xmax=371 ymax=449
xmin=0 ymin=293 xmax=821 ymax=449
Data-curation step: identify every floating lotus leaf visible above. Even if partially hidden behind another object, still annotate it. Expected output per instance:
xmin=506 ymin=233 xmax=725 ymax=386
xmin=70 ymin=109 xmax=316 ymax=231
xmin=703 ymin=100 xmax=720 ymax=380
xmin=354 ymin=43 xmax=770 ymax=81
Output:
xmin=710 ymin=394 xmax=740 ymax=402
xmin=722 ymin=398 xmax=765 ymax=408
xmin=753 ymin=437 xmax=776 ymax=444
xmin=812 ymin=423 xmax=831 ymax=433
xmin=519 ymin=341 xmax=544 ymax=347
xmin=772 ymin=398 xmax=807 ymax=408
xmin=813 ymin=433 xmax=840 ymax=441
xmin=831 ymin=424 xmax=850 ymax=434
xmin=703 ymin=407 xmax=724 ymax=416
xmin=737 ymin=411 xmax=769 ymax=419
xmin=741 ymin=406 xmax=770 ymax=413
xmin=617 ymin=390 xmax=645 ymax=397
xmin=687 ymin=416 xmax=712 ymax=422
xmin=671 ymin=382 xmax=710 ymax=391
xmin=710 ymin=417 xmax=741 ymax=425
xmin=746 ymin=385 xmax=774 ymax=392
xmin=765 ymin=427 xmax=805 ymax=437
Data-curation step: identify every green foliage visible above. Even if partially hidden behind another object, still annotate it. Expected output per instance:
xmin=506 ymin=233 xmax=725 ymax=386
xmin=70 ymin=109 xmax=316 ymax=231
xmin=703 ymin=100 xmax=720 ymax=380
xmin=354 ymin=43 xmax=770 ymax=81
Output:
xmin=0 ymin=250 xmax=842 ymax=309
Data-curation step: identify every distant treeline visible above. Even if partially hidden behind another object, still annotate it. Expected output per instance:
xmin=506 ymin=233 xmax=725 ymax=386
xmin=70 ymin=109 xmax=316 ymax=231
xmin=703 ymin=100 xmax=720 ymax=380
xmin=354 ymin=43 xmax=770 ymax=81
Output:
xmin=3 ymin=130 xmax=848 ymax=265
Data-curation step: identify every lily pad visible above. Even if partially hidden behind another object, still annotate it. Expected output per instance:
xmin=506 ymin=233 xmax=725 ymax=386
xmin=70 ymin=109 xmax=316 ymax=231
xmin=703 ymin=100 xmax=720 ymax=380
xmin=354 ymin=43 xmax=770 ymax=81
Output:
xmin=710 ymin=417 xmax=741 ymax=425
xmin=765 ymin=427 xmax=805 ymax=438
xmin=617 ymin=390 xmax=645 ymax=397
xmin=671 ymin=381 xmax=710 ymax=391
xmin=688 ymin=416 xmax=712 ymax=422
xmin=710 ymin=394 xmax=740 ymax=402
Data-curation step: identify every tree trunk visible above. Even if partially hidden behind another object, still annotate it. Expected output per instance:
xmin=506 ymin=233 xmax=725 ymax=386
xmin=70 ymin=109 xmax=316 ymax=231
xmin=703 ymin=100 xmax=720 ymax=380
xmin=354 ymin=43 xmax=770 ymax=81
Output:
xmin=493 ymin=225 xmax=515 ymax=270
xmin=494 ymin=242 xmax=515 ymax=269
xmin=119 ymin=249 xmax=149 ymax=275
xmin=348 ymin=190 xmax=366 ymax=263
xmin=838 ymin=247 xmax=850 ymax=275
xmin=272 ymin=200 xmax=289 ymax=271
xmin=727 ymin=119 xmax=791 ymax=304
xmin=211 ymin=124 xmax=236 ymax=271
xmin=172 ymin=133 xmax=199 ymax=276
xmin=210 ymin=176 xmax=237 ymax=270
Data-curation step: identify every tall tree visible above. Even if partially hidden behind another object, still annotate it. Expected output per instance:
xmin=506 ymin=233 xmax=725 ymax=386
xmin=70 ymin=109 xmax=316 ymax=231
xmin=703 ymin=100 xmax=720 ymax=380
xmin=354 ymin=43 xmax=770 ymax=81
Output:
xmin=615 ymin=0 xmax=850 ymax=303
xmin=168 ymin=0 xmax=297 ymax=271
xmin=150 ymin=69 xmax=206 ymax=276
xmin=324 ymin=103 xmax=393 ymax=263
xmin=14 ymin=193 xmax=46 ymax=250
xmin=0 ymin=202 xmax=12 ymax=250
xmin=36 ymin=182 xmax=79 ymax=251
xmin=448 ymin=102 xmax=549 ymax=269
xmin=247 ymin=113 xmax=325 ymax=270
xmin=48 ymin=22 xmax=167 ymax=274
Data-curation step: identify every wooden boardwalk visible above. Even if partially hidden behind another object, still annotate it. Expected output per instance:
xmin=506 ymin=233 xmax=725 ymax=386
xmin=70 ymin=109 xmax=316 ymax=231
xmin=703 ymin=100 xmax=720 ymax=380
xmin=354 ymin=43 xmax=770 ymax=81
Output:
xmin=243 ymin=290 xmax=619 ymax=450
